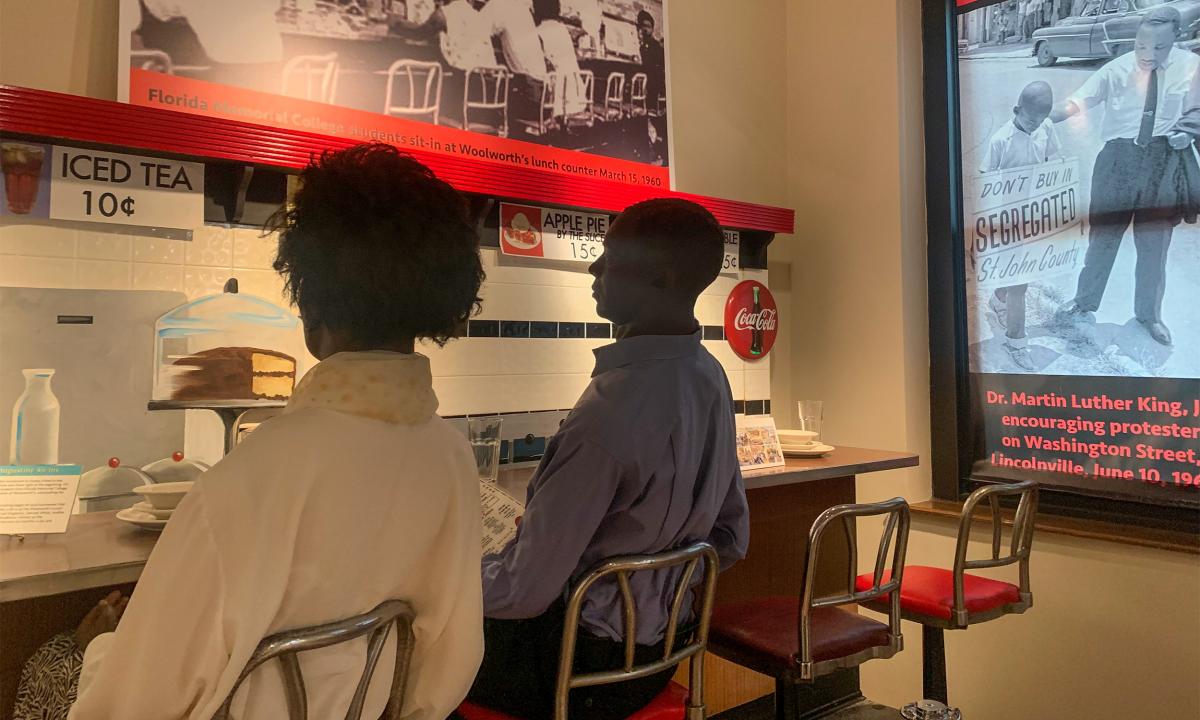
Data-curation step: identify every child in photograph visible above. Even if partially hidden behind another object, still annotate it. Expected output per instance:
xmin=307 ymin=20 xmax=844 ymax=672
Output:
xmin=979 ymin=80 xmax=1063 ymax=371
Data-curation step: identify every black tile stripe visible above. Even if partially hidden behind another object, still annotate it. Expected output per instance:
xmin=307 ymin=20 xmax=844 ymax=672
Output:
xmin=501 ymin=320 xmax=531 ymax=338
xmin=702 ymin=325 xmax=724 ymax=341
xmin=586 ymin=322 xmax=611 ymax=339
xmin=559 ymin=322 xmax=584 ymax=338
xmin=745 ymin=400 xmax=765 ymax=416
xmin=467 ymin=319 xmax=499 ymax=337
xmin=531 ymin=321 xmax=558 ymax=338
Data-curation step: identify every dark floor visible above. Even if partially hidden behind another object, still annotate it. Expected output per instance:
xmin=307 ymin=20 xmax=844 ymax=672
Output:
xmin=713 ymin=696 xmax=903 ymax=720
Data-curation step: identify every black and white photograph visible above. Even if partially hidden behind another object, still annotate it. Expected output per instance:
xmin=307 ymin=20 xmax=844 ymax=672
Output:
xmin=121 ymin=0 xmax=670 ymax=168
xmin=960 ymin=0 xmax=1200 ymax=379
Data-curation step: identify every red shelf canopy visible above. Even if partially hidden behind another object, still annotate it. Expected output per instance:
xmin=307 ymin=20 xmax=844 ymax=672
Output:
xmin=0 ymin=85 xmax=794 ymax=234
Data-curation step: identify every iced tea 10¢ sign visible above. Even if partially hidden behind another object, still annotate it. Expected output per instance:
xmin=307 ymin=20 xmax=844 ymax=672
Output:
xmin=725 ymin=280 xmax=778 ymax=360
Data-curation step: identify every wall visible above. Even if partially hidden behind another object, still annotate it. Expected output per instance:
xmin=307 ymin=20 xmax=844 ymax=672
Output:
xmin=784 ymin=1 xmax=1200 ymax=719
xmin=0 ymin=0 xmax=788 ymax=465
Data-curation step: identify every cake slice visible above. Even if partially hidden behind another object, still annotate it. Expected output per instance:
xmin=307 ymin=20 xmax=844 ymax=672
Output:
xmin=170 ymin=347 xmax=297 ymax=402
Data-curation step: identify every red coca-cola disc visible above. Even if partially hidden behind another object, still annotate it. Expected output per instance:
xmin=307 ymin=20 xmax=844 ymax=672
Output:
xmin=724 ymin=280 xmax=778 ymax=360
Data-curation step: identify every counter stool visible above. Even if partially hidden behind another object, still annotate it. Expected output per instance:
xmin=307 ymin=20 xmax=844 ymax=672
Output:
xmin=855 ymin=481 xmax=1038 ymax=705
xmin=211 ymin=599 xmax=415 ymax=720
xmin=458 ymin=541 xmax=721 ymax=720
xmin=708 ymin=498 xmax=911 ymax=720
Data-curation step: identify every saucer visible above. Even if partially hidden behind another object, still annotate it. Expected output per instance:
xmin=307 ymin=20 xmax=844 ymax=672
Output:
xmin=116 ymin=507 xmax=168 ymax=532
xmin=132 ymin=501 xmax=173 ymax=520
xmin=782 ymin=443 xmax=835 ymax=458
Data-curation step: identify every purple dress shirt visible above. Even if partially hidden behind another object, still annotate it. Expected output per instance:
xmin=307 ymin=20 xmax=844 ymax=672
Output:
xmin=481 ymin=331 xmax=750 ymax=643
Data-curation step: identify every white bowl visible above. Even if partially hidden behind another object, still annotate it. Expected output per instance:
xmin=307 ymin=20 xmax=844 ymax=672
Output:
xmin=133 ymin=481 xmax=193 ymax=510
xmin=132 ymin=500 xmax=174 ymax=520
xmin=778 ymin=429 xmax=819 ymax=445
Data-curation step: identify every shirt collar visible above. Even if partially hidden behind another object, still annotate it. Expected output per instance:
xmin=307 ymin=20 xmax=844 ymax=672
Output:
xmin=592 ymin=330 xmax=702 ymax=377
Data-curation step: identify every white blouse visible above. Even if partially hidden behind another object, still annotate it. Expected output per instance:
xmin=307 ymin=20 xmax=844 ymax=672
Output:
xmin=69 ymin=352 xmax=484 ymax=720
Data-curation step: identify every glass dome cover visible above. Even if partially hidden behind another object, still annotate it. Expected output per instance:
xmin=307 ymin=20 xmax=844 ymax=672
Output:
xmin=152 ymin=279 xmax=303 ymax=404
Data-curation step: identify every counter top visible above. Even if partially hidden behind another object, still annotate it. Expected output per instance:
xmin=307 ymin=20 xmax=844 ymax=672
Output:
xmin=0 ymin=511 xmax=158 ymax=603
xmin=0 ymin=447 xmax=917 ymax=603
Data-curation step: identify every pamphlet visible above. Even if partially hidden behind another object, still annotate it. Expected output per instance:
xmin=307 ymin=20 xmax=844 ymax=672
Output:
xmin=0 ymin=465 xmax=83 ymax=535
xmin=734 ymin=416 xmax=786 ymax=471
xmin=480 ymin=481 xmax=524 ymax=556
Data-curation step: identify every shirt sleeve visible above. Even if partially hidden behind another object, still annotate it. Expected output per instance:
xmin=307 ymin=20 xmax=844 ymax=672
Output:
xmin=979 ymin=135 xmax=1003 ymax=173
xmin=69 ymin=491 xmax=229 ymax=720
xmin=481 ymin=438 xmax=623 ymax=619
xmin=1068 ymin=64 xmax=1111 ymax=112
xmin=707 ymin=469 xmax=749 ymax=571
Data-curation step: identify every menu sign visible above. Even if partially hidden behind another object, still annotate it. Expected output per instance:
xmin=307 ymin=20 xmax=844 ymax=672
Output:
xmin=0 ymin=141 xmax=203 ymax=232
xmin=499 ymin=202 xmax=740 ymax=273
xmin=0 ymin=465 xmax=82 ymax=535
xmin=500 ymin=203 xmax=607 ymax=263
xmin=734 ymin=416 xmax=785 ymax=472
xmin=722 ymin=230 xmax=740 ymax=276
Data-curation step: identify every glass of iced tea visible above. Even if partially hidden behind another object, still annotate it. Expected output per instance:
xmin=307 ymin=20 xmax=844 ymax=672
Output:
xmin=1 ymin=143 xmax=46 ymax=215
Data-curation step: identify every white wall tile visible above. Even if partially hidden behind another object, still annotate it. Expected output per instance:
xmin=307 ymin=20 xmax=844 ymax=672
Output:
xmin=186 ymin=225 xmax=233 ymax=268
xmin=76 ymin=259 xmax=131 ymax=290
xmin=695 ymin=294 xmax=726 ymax=326
xmin=0 ymin=256 xmax=76 ymax=288
xmin=133 ymin=236 xmax=186 ymax=265
xmin=481 ymin=249 xmax=595 ymax=289
xmin=701 ymin=274 xmax=739 ymax=298
xmin=76 ymin=231 xmax=132 ymax=261
xmin=476 ymin=283 xmax=602 ymax=322
xmin=741 ymin=268 xmax=769 ymax=286
xmin=233 ymin=228 xmax=279 ymax=270
xmin=0 ymin=224 xmax=76 ymax=257
xmin=745 ymin=369 xmax=771 ymax=400
xmin=132 ymin=262 xmax=185 ymax=293
xmin=426 ymin=337 xmax=601 ymax=378
xmin=434 ymin=373 xmax=591 ymax=416
xmin=184 ymin=267 xmax=231 ymax=299
xmin=234 ymin=268 xmax=288 ymax=307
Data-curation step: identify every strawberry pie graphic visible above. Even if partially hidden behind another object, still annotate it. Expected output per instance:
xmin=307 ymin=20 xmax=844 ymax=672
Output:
xmin=504 ymin=212 xmax=541 ymax=250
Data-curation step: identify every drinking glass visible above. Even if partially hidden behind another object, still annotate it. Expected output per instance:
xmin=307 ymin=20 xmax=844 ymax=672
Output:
xmin=469 ymin=416 xmax=503 ymax=484
xmin=797 ymin=400 xmax=824 ymax=443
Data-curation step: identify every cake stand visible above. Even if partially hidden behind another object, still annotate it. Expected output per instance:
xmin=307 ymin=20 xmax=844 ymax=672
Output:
xmin=147 ymin=400 xmax=286 ymax=457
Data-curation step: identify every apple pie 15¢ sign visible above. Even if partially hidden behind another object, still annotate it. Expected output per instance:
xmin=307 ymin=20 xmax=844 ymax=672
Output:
xmin=725 ymin=280 xmax=778 ymax=360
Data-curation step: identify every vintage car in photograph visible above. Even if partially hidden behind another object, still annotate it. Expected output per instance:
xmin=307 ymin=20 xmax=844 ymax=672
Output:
xmin=1031 ymin=0 xmax=1200 ymax=66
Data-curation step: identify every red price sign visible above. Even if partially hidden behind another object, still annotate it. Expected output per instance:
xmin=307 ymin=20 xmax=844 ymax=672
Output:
xmin=724 ymin=280 xmax=778 ymax=360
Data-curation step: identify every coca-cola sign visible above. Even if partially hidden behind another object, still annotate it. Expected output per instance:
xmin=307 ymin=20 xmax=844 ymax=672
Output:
xmin=724 ymin=280 xmax=778 ymax=360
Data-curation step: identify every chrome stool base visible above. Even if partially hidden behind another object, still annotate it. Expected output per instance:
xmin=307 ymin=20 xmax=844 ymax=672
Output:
xmin=901 ymin=699 xmax=962 ymax=720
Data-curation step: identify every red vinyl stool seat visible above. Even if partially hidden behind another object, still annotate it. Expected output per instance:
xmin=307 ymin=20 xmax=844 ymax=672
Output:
xmin=457 ymin=681 xmax=691 ymax=720
xmin=854 ymin=566 xmax=1022 ymax=623
xmin=709 ymin=597 xmax=892 ymax=675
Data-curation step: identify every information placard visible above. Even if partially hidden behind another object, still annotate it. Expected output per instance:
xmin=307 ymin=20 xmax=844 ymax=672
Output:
xmin=0 ymin=465 xmax=82 ymax=535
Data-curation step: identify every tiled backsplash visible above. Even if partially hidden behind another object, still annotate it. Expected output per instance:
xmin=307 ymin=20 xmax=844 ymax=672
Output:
xmin=1 ymin=221 xmax=774 ymax=464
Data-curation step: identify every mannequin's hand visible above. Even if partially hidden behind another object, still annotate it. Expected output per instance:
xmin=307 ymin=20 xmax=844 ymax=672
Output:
xmin=74 ymin=591 xmax=128 ymax=652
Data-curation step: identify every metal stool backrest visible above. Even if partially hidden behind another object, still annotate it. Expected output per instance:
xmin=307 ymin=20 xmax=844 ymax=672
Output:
xmin=385 ymin=60 xmax=443 ymax=123
xmin=603 ymin=73 xmax=625 ymax=117
xmin=131 ymin=49 xmax=174 ymax=74
xmin=464 ymin=66 xmax=510 ymax=137
xmin=629 ymin=72 xmax=648 ymax=115
xmin=799 ymin=497 xmax=910 ymax=680
xmin=555 ymin=542 xmax=720 ymax=720
xmin=566 ymin=70 xmax=595 ymax=127
xmin=211 ymin=599 xmax=415 ymax=720
xmin=950 ymin=480 xmax=1038 ymax=626
xmin=282 ymin=53 xmax=340 ymax=103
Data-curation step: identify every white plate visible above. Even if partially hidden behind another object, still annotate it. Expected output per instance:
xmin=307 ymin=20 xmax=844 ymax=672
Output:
xmin=132 ymin=501 xmax=173 ymax=520
xmin=783 ymin=443 xmax=835 ymax=458
xmin=116 ymin=507 xmax=168 ymax=532
xmin=132 ymin=481 xmax=193 ymax=510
